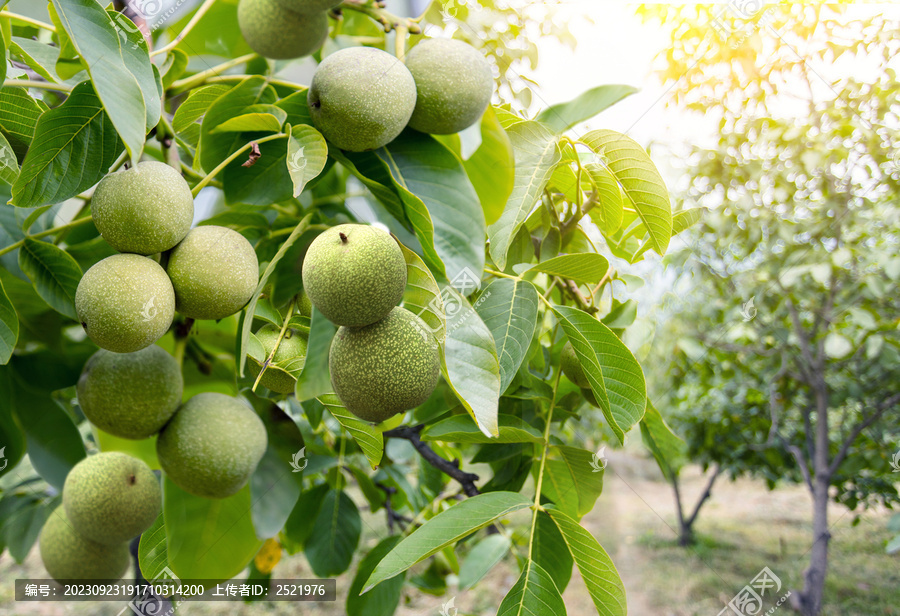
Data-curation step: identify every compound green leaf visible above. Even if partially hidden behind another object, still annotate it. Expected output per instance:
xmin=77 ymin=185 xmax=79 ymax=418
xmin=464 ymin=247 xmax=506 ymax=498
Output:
xmin=497 ymin=559 xmax=567 ymax=616
xmin=138 ymin=513 xmax=168 ymax=581
xmin=421 ymin=414 xmax=543 ymax=444
xmin=517 ymin=253 xmax=609 ymax=286
xmin=17 ymin=238 xmax=82 ymax=320
xmin=536 ymin=84 xmax=637 ymax=134
xmin=465 ymin=107 xmax=515 ymax=226
xmin=304 ymin=489 xmax=361 ymax=577
xmin=363 ymin=492 xmax=532 ymax=592
xmin=293 ymin=306 xmax=337 ymax=401
xmin=640 ymin=399 xmax=686 ymax=481
xmin=0 ymin=86 xmax=44 ymax=160
xmin=347 ymin=536 xmax=404 ymax=616
xmin=488 ymin=121 xmax=560 ymax=270
xmin=318 ymin=394 xmax=384 ymax=469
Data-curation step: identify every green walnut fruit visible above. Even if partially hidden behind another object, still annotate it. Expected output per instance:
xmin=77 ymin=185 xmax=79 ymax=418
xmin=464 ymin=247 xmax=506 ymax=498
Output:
xmin=156 ymin=393 xmax=267 ymax=499
xmin=238 ymin=0 xmax=329 ymax=60
xmin=329 ymin=307 xmax=440 ymax=423
xmin=561 ymin=341 xmax=589 ymax=388
xmin=248 ymin=325 xmax=308 ymax=394
xmin=39 ymin=508 xmax=130 ymax=582
xmin=76 ymin=254 xmax=175 ymax=353
xmin=62 ymin=452 xmax=161 ymax=545
xmin=77 ymin=346 xmax=183 ymax=440
xmin=91 ymin=161 xmax=194 ymax=255
xmin=297 ymin=288 xmax=313 ymax=317
xmin=308 ymin=46 xmax=417 ymax=151
xmin=275 ymin=0 xmax=341 ymax=12
xmin=302 ymin=224 xmax=406 ymax=327
xmin=166 ymin=225 xmax=259 ymax=321
xmin=406 ymin=38 xmax=493 ymax=135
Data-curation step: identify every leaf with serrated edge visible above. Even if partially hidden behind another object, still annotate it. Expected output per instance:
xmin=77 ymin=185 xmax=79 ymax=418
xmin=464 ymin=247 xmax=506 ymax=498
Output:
xmin=497 ymin=558 xmax=567 ymax=616
xmin=400 ymin=243 xmax=445 ymax=343
xmin=546 ymin=507 xmax=627 ymax=616
xmin=318 ymin=394 xmax=384 ymax=469
xmin=488 ymin=121 xmax=560 ymax=270
xmin=474 ymin=279 xmax=539 ymax=394
xmin=363 ymin=492 xmax=531 ymax=592
xmin=237 ymin=214 xmax=312 ymax=376
xmin=552 ymin=305 xmax=646 ymax=444
xmin=441 ymin=286 xmax=501 ymax=437
xmin=581 ymin=129 xmax=671 ymax=255
xmin=286 ymin=124 xmax=328 ymax=198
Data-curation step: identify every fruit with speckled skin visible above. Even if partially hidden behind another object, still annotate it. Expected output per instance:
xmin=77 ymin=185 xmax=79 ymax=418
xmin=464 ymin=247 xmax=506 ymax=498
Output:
xmin=166 ymin=226 xmax=259 ymax=320
xmin=77 ymin=346 xmax=183 ymax=440
xmin=76 ymin=254 xmax=175 ymax=353
xmin=156 ymin=393 xmax=267 ymax=499
xmin=406 ymin=38 xmax=493 ymax=135
xmin=275 ymin=0 xmax=341 ymax=12
xmin=238 ymin=0 xmax=329 ymax=60
xmin=308 ymin=47 xmax=417 ymax=151
xmin=302 ymin=224 xmax=406 ymax=327
xmin=297 ymin=288 xmax=312 ymax=317
xmin=62 ymin=453 xmax=161 ymax=545
xmin=248 ymin=325 xmax=308 ymax=394
xmin=91 ymin=161 xmax=193 ymax=255
xmin=39 ymin=508 xmax=130 ymax=582
xmin=561 ymin=341 xmax=589 ymax=388
xmin=329 ymin=307 xmax=440 ymax=423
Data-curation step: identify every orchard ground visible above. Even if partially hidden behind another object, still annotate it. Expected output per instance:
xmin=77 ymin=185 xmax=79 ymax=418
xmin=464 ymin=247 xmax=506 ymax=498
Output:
xmin=1 ymin=450 xmax=895 ymax=616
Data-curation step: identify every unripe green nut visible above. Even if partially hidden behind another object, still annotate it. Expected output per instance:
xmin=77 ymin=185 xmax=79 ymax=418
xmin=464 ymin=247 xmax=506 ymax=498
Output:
xmin=561 ymin=341 xmax=589 ymax=388
xmin=166 ymin=226 xmax=259 ymax=321
xmin=62 ymin=452 xmax=161 ymax=545
xmin=91 ymin=161 xmax=194 ymax=255
xmin=39 ymin=508 xmax=130 ymax=582
xmin=76 ymin=254 xmax=175 ymax=353
xmin=406 ymin=38 xmax=493 ymax=135
xmin=308 ymin=47 xmax=417 ymax=151
xmin=329 ymin=307 xmax=441 ymax=423
xmin=302 ymin=224 xmax=406 ymax=327
xmin=248 ymin=325 xmax=308 ymax=394
xmin=77 ymin=346 xmax=183 ymax=440
xmin=156 ymin=393 xmax=268 ymax=499
xmin=238 ymin=0 xmax=329 ymax=60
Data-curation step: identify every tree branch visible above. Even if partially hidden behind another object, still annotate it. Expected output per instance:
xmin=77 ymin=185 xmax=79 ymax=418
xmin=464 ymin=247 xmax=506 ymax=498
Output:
xmin=828 ymin=392 xmax=900 ymax=476
xmin=786 ymin=444 xmax=814 ymax=492
xmin=383 ymin=425 xmax=480 ymax=497
xmin=685 ymin=464 xmax=722 ymax=528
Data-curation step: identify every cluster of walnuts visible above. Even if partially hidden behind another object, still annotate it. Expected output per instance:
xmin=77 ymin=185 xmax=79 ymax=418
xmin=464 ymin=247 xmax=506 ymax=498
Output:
xmin=238 ymin=0 xmax=494 ymax=150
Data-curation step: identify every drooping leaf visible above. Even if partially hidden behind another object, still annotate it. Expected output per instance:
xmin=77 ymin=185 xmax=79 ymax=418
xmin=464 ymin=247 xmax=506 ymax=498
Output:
xmin=17 ymin=238 xmax=82 ymax=320
xmin=318 ymin=394 xmax=384 ymax=469
xmin=363 ymin=492 xmax=532 ymax=592
xmin=488 ymin=121 xmax=560 ymax=270
xmin=304 ymin=489 xmax=361 ymax=577
xmin=249 ymin=446 xmax=302 ymax=539
xmin=105 ymin=9 xmax=161 ymax=131
xmin=377 ymin=130 xmax=486 ymax=279
xmin=286 ymin=124 xmax=328 ymax=198
xmin=581 ymin=129 xmax=672 ymax=255
xmin=552 ymin=305 xmax=646 ymax=444
xmin=546 ymin=507 xmax=627 ymax=616
xmin=293 ymin=306 xmax=337 ymax=401
xmin=475 ymin=278 xmax=538 ymax=393
xmin=458 ymin=533 xmax=511 ymax=591
xmin=10 ymin=81 xmax=123 ymax=208
xmin=543 ymin=446 xmax=604 ymax=518
xmin=532 ymin=510 xmax=573 ymax=592
xmin=640 ymin=399 xmax=686 ymax=480
xmin=497 ymin=559 xmax=567 ymax=616
xmin=347 ymin=536 xmax=404 ymax=616
xmin=421 ymin=414 xmax=544 ymax=444
xmin=441 ymin=286 xmax=501 ymax=438
xmin=517 ymin=253 xmax=609 ymax=286
xmin=138 ymin=513 xmax=168 ymax=581
xmin=8 ymin=38 xmax=60 ymax=84
xmin=400 ymin=242 xmax=445 ymax=343
xmin=465 ymin=107 xmax=515 ymax=226
xmin=0 ymin=278 xmax=18 ymax=364
xmin=237 ymin=213 xmax=312 ymax=376
xmin=585 ymin=162 xmax=624 ymax=236
xmin=0 ymin=131 xmax=20 ymax=185
xmin=536 ymin=84 xmax=638 ymax=134
xmin=164 ymin=479 xmax=262 ymax=582
xmin=50 ymin=0 xmax=147 ymax=160
xmin=211 ymin=106 xmax=287 ymax=133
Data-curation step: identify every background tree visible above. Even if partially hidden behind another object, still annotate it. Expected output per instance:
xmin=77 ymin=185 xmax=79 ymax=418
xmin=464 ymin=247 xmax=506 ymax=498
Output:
xmin=641 ymin=5 xmax=900 ymax=615
xmin=0 ymin=1 xmax=684 ymax=615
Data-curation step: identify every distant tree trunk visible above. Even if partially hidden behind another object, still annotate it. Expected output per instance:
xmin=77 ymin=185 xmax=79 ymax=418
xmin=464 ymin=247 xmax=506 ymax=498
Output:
xmin=670 ymin=465 xmax=721 ymax=547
